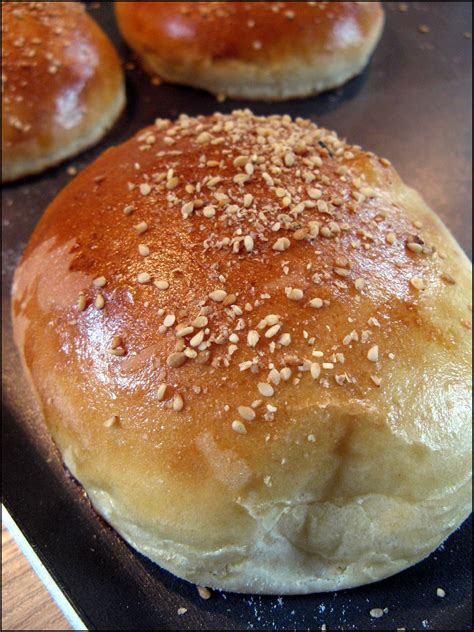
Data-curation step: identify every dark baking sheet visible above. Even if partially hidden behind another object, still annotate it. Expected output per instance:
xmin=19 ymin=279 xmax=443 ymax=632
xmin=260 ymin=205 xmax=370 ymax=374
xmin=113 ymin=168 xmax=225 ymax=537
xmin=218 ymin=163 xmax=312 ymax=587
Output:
xmin=2 ymin=1 xmax=472 ymax=630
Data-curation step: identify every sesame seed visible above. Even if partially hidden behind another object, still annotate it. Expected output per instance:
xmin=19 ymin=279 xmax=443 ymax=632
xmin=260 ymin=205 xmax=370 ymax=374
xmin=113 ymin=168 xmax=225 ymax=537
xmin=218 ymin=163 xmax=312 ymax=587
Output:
xmin=134 ymin=221 xmax=148 ymax=234
xmin=279 ymin=333 xmax=291 ymax=346
xmin=286 ymin=287 xmax=304 ymax=301
xmin=190 ymin=330 xmax=205 ymax=347
xmin=93 ymin=276 xmax=107 ymax=287
xmin=173 ymin=394 xmax=184 ymax=411
xmin=273 ymin=237 xmax=290 ymax=252
xmin=233 ymin=155 xmax=249 ymax=167
xmin=243 ymin=193 xmax=254 ymax=208
xmin=177 ymin=608 xmax=187 ymax=616
xmin=369 ymin=608 xmax=384 ymax=619
xmin=407 ymin=242 xmax=424 ymax=254
xmin=310 ymin=363 xmax=321 ymax=380
xmin=95 ymin=294 xmax=105 ymax=309
xmin=440 ymin=273 xmax=456 ymax=285
xmin=203 ymin=205 xmax=216 ymax=218
xmin=164 ymin=314 xmax=176 ymax=327
xmin=167 ymin=352 xmax=186 ymax=368
xmin=209 ymin=290 xmax=227 ymax=302
xmin=258 ymin=383 xmax=274 ymax=397
xmin=238 ymin=406 xmax=256 ymax=421
xmin=307 ymin=187 xmax=322 ymax=200
xmin=309 ymin=298 xmax=324 ymax=309
xmin=176 ymin=326 xmax=194 ymax=338
xmin=265 ymin=324 xmax=281 ymax=338
xmin=386 ymin=232 xmax=397 ymax=244
xmin=244 ymin=235 xmax=254 ymax=252
xmin=367 ymin=345 xmax=379 ymax=362
xmin=154 ymin=280 xmax=169 ymax=290
xmin=436 ymin=588 xmax=446 ymax=598
xmin=123 ymin=205 xmax=134 ymax=215
xmin=248 ymin=330 xmax=260 ymax=347
xmin=197 ymin=586 xmax=211 ymax=600
xmin=181 ymin=201 xmax=194 ymax=219
xmin=371 ymin=375 xmax=382 ymax=387
xmin=232 ymin=420 xmax=247 ymax=434
xmin=410 ymin=276 xmax=425 ymax=290
xmin=77 ymin=294 xmax=86 ymax=311
xmin=139 ymin=183 xmax=152 ymax=196
xmin=334 ymin=267 xmax=351 ymax=278
xmin=355 ymin=278 xmax=366 ymax=291
xmin=192 ymin=316 xmax=208 ymax=328
xmin=138 ymin=244 xmax=150 ymax=257
xmin=157 ymin=384 xmax=168 ymax=401
xmin=418 ymin=24 xmax=430 ymax=33
xmin=137 ymin=272 xmax=151 ymax=284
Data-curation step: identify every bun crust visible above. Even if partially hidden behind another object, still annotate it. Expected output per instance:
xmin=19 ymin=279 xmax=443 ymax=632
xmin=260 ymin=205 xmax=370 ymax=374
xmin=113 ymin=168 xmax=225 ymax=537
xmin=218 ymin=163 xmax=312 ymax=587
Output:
xmin=12 ymin=111 xmax=472 ymax=594
xmin=114 ymin=1 xmax=384 ymax=100
xmin=2 ymin=1 xmax=125 ymax=183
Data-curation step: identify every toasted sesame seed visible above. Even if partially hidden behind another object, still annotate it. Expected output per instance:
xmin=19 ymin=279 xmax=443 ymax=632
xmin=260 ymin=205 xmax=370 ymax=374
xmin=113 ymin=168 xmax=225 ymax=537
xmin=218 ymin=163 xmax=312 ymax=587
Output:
xmin=109 ymin=347 xmax=126 ymax=357
xmin=209 ymin=290 xmax=227 ymax=302
xmin=137 ymin=272 xmax=151 ymax=284
xmin=273 ymin=237 xmax=291 ymax=252
xmin=386 ymin=232 xmax=397 ymax=244
xmin=308 ymin=221 xmax=320 ymax=238
xmin=258 ymin=383 xmax=274 ymax=397
xmin=243 ymin=193 xmax=254 ymax=208
xmin=355 ymin=278 xmax=366 ymax=291
xmin=154 ymin=280 xmax=169 ymax=290
xmin=93 ymin=276 xmax=107 ymax=287
xmin=173 ymin=394 xmax=184 ymax=411
xmin=77 ymin=293 xmax=86 ymax=311
xmin=371 ymin=375 xmax=382 ymax=387
xmin=238 ymin=406 xmax=256 ymax=421
xmin=407 ymin=242 xmax=424 ymax=254
xmin=410 ymin=276 xmax=425 ymax=290
xmin=232 ymin=420 xmax=247 ymax=435
xmin=233 ymin=155 xmax=249 ymax=167
xmin=265 ymin=324 xmax=281 ymax=338
xmin=95 ymin=294 xmax=105 ymax=309
xmin=310 ymin=363 xmax=321 ymax=380
xmin=138 ymin=244 xmax=150 ymax=257
xmin=335 ymin=267 xmax=351 ymax=278
xmin=307 ymin=187 xmax=322 ymax=200
xmin=440 ymin=273 xmax=456 ymax=285
xmin=134 ymin=221 xmax=148 ymax=234
xmin=367 ymin=345 xmax=379 ymax=362
xmin=248 ymin=330 xmax=260 ymax=347
xmin=157 ymin=384 xmax=168 ymax=401
xmin=123 ymin=205 xmax=134 ymax=215
xmin=192 ymin=316 xmax=208 ymax=328
xmin=181 ymin=201 xmax=194 ymax=219
xmin=167 ymin=352 xmax=186 ymax=368
xmin=418 ymin=24 xmax=430 ymax=33
xmin=197 ymin=586 xmax=211 ymax=600
xmin=309 ymin=298 xmax=324 ymax=309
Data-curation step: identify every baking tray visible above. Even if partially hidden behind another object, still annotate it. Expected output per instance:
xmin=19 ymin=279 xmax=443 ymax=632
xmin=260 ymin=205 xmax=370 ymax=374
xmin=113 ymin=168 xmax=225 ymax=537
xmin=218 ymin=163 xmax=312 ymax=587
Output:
xmin=2 ymin=2 xmax=472 ymax=630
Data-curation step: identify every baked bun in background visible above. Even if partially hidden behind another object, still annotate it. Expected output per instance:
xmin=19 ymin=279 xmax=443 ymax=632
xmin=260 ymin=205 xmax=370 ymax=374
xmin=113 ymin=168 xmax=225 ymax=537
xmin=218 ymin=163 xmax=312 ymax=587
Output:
xmin=2 ymin=1 xmax=125 ymax=183
xmin=12 ymin=111 xmax=472 ymax=594
xmin=114 ymin=1 xmax=384 ymax=101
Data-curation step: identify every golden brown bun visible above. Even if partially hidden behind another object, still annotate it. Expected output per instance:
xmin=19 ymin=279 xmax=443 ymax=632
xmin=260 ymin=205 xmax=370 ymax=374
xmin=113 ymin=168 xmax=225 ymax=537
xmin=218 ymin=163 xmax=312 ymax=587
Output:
xmin=2 ymin=1 xmax=125 ymax=183
xmin=12 ymin=111 xmax=472 ymax=594
xmin=114 ymin=1 xmax=384 ymax=101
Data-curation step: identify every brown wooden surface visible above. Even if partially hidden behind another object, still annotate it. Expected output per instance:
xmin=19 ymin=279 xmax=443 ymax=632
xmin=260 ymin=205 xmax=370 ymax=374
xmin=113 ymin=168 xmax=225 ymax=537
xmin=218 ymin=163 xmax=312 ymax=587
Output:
xmin=2 ymin=524 xmax=72 ymax=631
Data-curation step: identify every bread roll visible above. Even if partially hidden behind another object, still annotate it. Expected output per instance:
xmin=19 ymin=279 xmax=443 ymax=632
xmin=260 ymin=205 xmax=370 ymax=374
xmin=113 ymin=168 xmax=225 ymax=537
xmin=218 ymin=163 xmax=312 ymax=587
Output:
xmin=114 ymin=1 xmax=384 ymax=101
xmin=2 ymin=1 xmax=125 ymax=183
xmin=12 ymin=111 xmax=472 ymax=594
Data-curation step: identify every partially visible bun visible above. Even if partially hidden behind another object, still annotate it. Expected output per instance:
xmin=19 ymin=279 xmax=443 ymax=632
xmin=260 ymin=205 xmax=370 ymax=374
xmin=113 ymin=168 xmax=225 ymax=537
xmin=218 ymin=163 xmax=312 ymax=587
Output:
xmin=12 ymin=111 xmax=472 ymax=594
xmin=114 ymin=1 xmax=384 ymax=101
xmin=2 ymin=1 xmax=125 ymax=182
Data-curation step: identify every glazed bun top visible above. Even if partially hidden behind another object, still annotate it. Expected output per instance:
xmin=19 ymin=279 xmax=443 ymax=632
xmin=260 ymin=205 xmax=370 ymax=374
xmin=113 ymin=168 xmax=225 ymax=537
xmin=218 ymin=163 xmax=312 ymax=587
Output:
xmin=12 ymin=111 xmax=472 ymax=593
xmin=115 ymin=1 xmax=383 ymax=66
xmin=2 ymin=1 xmax=124 ymax=181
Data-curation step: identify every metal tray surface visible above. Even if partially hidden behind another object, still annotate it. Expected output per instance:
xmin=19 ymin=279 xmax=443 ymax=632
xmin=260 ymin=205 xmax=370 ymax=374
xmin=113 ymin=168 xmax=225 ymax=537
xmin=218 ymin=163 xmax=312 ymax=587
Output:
xmin=2 ymin=2 xmax=472 ymax=630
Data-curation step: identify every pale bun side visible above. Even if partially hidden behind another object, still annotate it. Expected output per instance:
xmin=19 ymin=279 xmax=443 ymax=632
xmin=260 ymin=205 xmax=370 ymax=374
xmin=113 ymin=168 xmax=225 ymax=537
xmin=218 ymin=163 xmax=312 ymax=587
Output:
xmin=114 ymin=1 xmax=384 ymax=100
xmin=2 ymin=1 xmax=125 ymax=183
xmin=12 ymin=111 xmax=472 ymax=594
